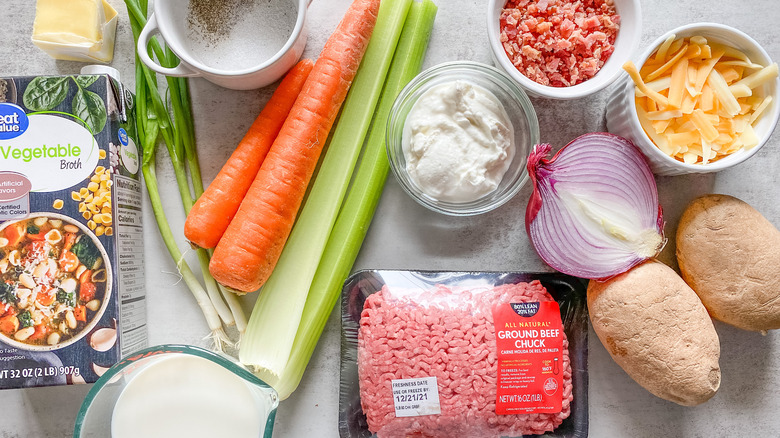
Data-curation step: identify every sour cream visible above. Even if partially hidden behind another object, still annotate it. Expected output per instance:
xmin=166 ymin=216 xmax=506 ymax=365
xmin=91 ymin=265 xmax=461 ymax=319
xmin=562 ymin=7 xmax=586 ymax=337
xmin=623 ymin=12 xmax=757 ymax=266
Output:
xmin=403 ymin=80 xmax=514 ymax=203
xmin=111 ymin=354 xmax=271 ymax=438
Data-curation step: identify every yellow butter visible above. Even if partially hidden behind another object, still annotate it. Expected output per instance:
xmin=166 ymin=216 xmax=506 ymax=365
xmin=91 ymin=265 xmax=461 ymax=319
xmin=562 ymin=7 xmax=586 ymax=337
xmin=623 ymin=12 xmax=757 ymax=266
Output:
xmin=32 ymin=0 xmax=118 ymax=63
xmin=33 ymin=0 xmax=103 ymax=45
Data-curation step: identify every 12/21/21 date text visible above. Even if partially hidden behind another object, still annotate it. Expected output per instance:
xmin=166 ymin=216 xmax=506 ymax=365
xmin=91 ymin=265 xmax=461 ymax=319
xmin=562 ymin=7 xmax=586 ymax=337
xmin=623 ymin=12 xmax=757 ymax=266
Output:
xmin=395 ymin=392 xmax=429 ymax=403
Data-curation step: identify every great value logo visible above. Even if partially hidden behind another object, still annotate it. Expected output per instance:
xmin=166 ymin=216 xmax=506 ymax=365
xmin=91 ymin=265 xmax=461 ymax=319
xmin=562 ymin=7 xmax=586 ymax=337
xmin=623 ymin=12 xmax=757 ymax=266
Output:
xmin=0 ymin=104 xmax=29 ymax=140
xmin=118 ymin=128 xmax=139 ymax=174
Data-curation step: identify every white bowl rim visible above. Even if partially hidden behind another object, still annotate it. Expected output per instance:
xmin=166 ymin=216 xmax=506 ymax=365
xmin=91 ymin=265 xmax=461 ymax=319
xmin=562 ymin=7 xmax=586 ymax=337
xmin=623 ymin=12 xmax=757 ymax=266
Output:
xmin=624 ymin=22 xmax=780 ymax=171
xmin=486 ymin=0 xmax=643 ymax=99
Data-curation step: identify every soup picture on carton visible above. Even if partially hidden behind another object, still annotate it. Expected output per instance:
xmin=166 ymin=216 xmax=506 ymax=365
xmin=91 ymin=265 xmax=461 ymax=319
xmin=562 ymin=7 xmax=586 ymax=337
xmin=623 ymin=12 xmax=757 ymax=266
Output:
xmin=0 ymin=213 xmax=111 ymax=350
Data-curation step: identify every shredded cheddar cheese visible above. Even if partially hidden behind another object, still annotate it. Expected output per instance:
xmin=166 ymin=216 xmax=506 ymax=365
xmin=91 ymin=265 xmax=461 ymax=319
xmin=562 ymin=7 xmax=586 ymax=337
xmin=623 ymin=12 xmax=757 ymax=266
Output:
xmin=626 ymin=35 xmax=778 ymax=165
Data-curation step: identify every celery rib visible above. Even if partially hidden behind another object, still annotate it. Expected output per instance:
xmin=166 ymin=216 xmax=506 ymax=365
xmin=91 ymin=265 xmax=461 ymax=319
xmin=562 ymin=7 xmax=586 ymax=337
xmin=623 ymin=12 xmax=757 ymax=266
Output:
xmin=249 ymin=0 xmax=438 ymax=399
xmin=240 ymin=0 xmax=414 ymax=377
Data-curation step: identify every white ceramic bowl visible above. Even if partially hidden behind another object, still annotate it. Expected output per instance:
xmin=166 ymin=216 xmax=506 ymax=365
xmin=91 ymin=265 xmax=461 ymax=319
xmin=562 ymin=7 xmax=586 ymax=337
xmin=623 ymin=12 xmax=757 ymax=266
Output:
xmin=137 ymin=0 xmax=310 ymax=90
xmin=606 ymin=23 xmax=780 ymax=176
xmin=487 ymin=0 xmax=642 ymax=99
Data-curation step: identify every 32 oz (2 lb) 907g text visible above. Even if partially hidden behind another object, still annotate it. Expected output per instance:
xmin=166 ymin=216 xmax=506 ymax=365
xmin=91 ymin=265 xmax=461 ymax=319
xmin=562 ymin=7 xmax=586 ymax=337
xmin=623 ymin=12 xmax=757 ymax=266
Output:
xmin=0 ymin=366 xmax=80 ymax=379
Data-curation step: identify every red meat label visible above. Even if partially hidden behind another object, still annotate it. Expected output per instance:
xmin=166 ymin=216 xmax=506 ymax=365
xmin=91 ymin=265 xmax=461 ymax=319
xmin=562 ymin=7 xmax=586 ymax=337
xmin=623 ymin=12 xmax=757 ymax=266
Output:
xmin=492 ymin=301 xmax=563 ymax=415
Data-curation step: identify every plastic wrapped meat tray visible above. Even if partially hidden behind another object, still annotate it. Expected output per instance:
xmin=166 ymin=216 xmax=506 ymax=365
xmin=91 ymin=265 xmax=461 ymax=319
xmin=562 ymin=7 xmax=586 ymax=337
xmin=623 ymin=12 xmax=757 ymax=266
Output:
xmin=339 ymin=270 xmax=588 ymax=438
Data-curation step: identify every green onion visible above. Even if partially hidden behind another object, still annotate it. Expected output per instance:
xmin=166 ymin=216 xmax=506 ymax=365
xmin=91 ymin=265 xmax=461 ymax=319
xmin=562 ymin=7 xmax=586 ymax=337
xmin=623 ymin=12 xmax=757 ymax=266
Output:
xmin=246 ymin=0 xmax=438 ymax=399
xmin=240 ymin=0 xmax=413 ymax=376
xmin=125 ymin=0 xmax=243 ymax=348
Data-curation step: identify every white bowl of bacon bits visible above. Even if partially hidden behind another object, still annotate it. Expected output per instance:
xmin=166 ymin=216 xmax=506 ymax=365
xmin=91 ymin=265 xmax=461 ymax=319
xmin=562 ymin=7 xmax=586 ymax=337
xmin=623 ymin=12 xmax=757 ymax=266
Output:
xmin=487 ymin=0 xmax=641 ymax=99
xmin=606 ymin=23 xmax=780 ymax=175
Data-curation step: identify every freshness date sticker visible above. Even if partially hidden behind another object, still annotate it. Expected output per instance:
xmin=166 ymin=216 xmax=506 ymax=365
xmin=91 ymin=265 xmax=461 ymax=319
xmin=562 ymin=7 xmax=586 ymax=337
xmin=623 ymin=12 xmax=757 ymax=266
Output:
xmin=391 ymin=377 xmax=441 ymax=418
xmin=492 ymin=301 xmax=564 ymax=415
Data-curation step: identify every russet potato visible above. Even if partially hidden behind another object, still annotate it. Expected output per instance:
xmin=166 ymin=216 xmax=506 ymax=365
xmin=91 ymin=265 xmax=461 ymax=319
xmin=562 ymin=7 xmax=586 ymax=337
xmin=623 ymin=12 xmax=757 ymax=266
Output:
xmin=677 ymin=194 xmax=780 ymax=332
xmin=588 ymin=261 xmax=721 ymax=406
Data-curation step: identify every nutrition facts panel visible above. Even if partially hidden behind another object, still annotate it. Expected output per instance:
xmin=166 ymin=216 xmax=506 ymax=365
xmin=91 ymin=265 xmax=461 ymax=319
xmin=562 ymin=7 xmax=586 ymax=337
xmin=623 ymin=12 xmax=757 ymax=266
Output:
xmin=113 ymin=175 xmax=147 ymax=358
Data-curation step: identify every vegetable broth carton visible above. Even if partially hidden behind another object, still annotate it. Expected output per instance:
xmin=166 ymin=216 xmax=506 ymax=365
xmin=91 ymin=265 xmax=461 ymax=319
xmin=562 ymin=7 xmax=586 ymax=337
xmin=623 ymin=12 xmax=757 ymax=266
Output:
xmin=0 ymin=71 xmax=146 ymax=389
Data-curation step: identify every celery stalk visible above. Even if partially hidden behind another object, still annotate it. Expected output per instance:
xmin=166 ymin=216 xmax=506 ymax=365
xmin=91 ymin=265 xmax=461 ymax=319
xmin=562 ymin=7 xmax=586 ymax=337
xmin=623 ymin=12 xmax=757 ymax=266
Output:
xmin=240 ymin=0 xmax=413 ymax=375
xmin=254 ymin=0 xmax=438 ymax=399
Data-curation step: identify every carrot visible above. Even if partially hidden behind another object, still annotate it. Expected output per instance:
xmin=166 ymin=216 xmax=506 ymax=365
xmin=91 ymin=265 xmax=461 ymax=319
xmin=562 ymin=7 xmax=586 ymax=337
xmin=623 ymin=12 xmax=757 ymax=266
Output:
xmin=209 ymin=0 xmax=381 ymax=292
xmin=184 ymin=60 xmax=314 ymax=249
xmin=74 ymin=305 xmax=87 ymax=323
xmin=58 ymin=250 xmax=79 ymax=272
xmin=4 ymin=222 xmax=25 ymax=247
xmin=0 ymin=314 xmax=18 ymax=335
xmin=37 ymin=289 xmax=55 ymax=306
xmin=63 ymin=232 xmax=76 ymax=251
xmin=79 ymin=269 xmax=92 ymax=284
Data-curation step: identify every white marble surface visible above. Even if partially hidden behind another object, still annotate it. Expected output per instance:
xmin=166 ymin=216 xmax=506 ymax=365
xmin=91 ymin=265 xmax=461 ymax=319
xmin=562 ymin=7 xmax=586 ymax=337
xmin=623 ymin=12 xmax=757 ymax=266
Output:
xmin=1 ymin=0 xmax=780 ymax=437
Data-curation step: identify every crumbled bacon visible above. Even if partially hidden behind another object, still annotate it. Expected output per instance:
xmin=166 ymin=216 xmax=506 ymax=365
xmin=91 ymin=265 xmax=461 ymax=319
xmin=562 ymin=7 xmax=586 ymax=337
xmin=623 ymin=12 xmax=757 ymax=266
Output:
xmin=499 ymin=0 xmax=620 ymax=87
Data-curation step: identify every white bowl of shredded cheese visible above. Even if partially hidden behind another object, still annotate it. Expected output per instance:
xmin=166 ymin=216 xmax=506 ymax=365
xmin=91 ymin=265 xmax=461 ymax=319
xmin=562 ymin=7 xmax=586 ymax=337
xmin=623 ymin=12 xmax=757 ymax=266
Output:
xmin=387 ymin=61 xmax=539 ymax=216
xmin=606 ymin=23 xmax=779 ymax=175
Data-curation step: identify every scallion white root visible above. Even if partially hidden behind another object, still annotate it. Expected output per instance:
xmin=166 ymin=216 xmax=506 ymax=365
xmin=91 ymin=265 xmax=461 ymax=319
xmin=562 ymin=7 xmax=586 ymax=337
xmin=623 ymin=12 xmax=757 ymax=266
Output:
xmin=127 ymin=0 xmax=244 ymax=350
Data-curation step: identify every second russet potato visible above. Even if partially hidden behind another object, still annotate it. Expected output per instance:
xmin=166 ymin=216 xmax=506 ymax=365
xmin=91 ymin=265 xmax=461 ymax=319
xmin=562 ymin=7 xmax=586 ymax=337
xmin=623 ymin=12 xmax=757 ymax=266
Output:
xmin=677 ymin=194 xmax=780 ymax=332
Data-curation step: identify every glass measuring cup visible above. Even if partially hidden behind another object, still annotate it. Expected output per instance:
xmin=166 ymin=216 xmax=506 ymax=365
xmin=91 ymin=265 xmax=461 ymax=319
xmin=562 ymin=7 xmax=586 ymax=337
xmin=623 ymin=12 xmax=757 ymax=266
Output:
xmin=74 ymin=344 xmax=279 ymax=438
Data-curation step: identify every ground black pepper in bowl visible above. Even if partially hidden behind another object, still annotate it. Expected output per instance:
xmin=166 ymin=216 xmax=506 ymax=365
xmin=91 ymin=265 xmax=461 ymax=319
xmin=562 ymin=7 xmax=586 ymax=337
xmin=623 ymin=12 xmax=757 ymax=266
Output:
xmin=185 ymin=0 xmax=297 ymax=70
xmin=187 ymin=0 xmax=253 ymax=44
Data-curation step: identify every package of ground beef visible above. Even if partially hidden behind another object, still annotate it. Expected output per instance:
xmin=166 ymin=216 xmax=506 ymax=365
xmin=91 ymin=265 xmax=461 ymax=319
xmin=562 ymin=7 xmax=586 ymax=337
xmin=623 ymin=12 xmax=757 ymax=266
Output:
xmin=338 ymin=271 xmax=588 ymax=438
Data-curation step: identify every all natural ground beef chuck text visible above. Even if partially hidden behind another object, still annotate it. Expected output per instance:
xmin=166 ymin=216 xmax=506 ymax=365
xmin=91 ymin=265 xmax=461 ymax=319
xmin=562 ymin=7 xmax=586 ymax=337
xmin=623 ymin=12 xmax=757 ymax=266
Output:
xmin=357 ymin=281 xmax=573 ymax=438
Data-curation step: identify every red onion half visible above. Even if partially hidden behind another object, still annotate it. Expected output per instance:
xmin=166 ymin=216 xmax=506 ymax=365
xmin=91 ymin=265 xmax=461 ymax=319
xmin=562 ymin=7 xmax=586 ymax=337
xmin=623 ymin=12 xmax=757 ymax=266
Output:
xmin=525 ymin=133 xmax=665 ymax=280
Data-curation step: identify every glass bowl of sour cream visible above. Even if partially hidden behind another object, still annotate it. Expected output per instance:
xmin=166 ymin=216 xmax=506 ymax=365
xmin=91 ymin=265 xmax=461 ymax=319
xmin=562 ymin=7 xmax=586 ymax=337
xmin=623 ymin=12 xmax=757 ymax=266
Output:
xmin=387 ymin=61 xmax=539 ymax=216
xmin=74 ymin=344 xmax=279 ymax=438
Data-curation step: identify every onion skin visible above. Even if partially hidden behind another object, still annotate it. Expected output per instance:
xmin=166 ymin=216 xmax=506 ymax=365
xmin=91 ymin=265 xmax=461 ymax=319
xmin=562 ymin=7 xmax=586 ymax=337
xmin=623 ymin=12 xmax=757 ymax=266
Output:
xmin=525 ymin=143 xmax=553 ymax=235
xmin=525 ymin=133 xmax=665 ymax=280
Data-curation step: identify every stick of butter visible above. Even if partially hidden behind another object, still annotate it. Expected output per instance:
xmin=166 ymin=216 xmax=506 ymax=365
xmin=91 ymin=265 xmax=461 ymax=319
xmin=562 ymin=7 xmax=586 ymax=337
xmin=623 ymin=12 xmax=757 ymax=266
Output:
xmin=32 ymin=0 xmax=118 ymax=63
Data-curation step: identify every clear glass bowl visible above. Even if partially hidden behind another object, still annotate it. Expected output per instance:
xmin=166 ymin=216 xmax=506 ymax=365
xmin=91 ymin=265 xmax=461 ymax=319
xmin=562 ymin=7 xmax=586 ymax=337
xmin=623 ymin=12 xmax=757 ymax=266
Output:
xmin=73 ymin=344 xmax=279 ymax=438
xmin=387 ymin=61 xmax=539 ymax=216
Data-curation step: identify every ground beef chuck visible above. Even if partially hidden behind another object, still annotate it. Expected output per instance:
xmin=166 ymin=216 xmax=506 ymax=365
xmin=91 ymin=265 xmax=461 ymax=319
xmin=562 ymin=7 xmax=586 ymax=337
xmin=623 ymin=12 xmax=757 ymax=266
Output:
xmin=358 ymin=281 xmax=573 ymax=438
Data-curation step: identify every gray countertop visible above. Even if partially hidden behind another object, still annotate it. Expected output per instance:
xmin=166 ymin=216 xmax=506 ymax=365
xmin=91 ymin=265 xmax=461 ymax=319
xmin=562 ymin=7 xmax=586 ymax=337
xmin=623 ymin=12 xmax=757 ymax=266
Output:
xmin=1 ymin=0 xmax=779 ymax=436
